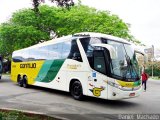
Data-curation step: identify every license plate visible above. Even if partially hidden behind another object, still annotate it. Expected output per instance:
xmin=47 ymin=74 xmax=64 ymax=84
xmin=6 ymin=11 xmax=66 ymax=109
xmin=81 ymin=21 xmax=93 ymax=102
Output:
xmin=129 ymin=93 xmax=135 ymax=97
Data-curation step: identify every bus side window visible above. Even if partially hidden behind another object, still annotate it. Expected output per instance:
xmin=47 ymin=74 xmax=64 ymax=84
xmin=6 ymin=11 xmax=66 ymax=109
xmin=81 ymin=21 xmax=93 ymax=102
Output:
xmin=47 ymin=43 xmax=63 ymax=60
xmin=68 ymin=40 xmax=82 ymax=62
xmin=62 ymin=41 xmax=71 ymax=59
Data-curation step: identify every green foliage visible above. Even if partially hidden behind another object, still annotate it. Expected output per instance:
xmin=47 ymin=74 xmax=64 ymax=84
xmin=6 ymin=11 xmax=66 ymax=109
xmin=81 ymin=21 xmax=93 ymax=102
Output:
xmin=146 ymin=63 xmax=160 ymax=77
xmin=0 ymin=5 xmax=135 ymax=58
xmin=32 ymin=0 xmax=74 ymax=13
xmin=0 ymin=110 xmax=54 ymax=120
xmin=0 ymin=23 xmax=49 ymax=57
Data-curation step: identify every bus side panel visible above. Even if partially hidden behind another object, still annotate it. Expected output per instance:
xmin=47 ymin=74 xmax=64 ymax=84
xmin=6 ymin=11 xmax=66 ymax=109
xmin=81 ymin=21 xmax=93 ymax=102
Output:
xmin=11 ymin=61 xmax=45 ymax=84
xmin=35 ymin=59 xmax=65 ymax=83
xmin=62 ymin=59 xmax=89 ymax=96
xmin=33 ymin=59 xmax=89 ymax=93
xmin=33 ymin=59 xmax=67 ymax=91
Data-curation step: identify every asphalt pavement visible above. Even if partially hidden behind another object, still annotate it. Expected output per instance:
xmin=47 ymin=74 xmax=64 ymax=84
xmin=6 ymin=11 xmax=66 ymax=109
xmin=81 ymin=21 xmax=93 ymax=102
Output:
xmin=0 ymin=75 xmax=160 ymax=120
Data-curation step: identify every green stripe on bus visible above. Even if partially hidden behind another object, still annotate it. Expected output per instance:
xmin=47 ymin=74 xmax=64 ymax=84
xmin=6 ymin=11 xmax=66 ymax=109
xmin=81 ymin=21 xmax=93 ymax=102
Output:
xmin=35 ymin=59 xmax=65 ymax=83
xmin=133 ymin=80 xmax=141 ymax=86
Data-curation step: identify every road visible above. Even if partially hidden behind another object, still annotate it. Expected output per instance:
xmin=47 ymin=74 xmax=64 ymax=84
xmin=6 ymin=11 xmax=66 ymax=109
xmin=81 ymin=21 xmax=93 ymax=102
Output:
xmin=0 ymin=75 xmax=160 ymax=120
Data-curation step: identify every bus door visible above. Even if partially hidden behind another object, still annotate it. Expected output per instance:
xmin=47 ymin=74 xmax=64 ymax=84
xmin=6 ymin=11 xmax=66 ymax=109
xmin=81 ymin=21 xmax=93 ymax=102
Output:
xmin=88 ymin=50 xmax=108 ymax=99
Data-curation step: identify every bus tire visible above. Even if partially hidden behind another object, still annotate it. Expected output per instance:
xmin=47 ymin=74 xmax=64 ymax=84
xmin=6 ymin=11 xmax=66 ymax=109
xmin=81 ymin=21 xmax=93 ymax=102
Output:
xmin=23 ymin=76 xmax=28 ymax=88
xmin=71 ymin=81 xmax=83 ymax=100
xmin=17 ymin=75 xmax=23 ymax=87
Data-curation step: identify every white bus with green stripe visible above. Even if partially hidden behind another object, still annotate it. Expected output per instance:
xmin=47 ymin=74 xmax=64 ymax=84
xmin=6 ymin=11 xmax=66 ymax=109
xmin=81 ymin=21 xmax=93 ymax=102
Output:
xmin=11 ymin=32 xmax=143 ymax=100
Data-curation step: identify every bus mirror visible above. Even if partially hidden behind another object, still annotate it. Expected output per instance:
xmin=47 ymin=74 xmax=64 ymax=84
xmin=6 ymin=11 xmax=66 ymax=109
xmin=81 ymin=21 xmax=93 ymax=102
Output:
xmin=103 ymin=44 xmax=116 ymax=59
xmin=92 ymin=44 xmax=116 ymax=59
xmin=109 ymin=47 xmax=116 ymax=59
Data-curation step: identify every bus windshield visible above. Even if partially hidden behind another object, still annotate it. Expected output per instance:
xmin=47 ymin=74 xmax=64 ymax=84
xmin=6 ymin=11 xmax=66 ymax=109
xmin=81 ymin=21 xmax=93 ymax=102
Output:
xmin=107 ymin=40 xmax=139 ymax=81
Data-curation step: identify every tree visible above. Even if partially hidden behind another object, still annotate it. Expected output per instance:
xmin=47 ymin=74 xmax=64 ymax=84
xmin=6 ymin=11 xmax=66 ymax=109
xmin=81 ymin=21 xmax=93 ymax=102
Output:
xmin=32 ymin=0 xmax=74 ymax=13
xmin=146 ymin=61 xmax=160 ymax=77
xmin=0 ymin=23 xmax=49 ymax=57
xmin=0 ymin=5 xmax=136 ymax=58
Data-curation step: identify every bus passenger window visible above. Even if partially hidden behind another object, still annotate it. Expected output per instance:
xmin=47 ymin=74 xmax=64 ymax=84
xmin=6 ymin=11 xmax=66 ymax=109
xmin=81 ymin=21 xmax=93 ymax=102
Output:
xmin=68 ymin=40 xmax=82 ymax=62
xmin=62 ymin=41 xmax=71 ymax=59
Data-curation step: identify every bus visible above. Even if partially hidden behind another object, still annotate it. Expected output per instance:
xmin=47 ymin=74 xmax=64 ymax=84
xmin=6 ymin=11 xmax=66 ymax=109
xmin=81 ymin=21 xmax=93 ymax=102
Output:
xmin=11 ymin=32 xmax=144 ymax=100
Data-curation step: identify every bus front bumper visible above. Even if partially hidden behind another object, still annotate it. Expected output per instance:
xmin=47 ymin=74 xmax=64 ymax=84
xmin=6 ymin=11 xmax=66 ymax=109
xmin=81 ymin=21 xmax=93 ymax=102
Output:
xmin=108 ymin=86 xmax=142 ymax=100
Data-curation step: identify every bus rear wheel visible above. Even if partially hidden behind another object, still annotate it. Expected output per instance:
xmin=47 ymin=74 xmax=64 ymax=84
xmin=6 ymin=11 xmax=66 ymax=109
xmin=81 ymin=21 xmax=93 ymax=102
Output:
xmin=17 ymin=75 xmax=23 ymax=87
xmin=71 ymin=81 xmax=83 ymax=100
xmin=23 ymin=76 xmax=28 ymax=88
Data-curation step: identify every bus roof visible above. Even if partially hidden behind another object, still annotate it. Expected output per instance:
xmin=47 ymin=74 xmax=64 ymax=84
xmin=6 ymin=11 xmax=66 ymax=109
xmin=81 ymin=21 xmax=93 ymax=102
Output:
xmin=13 ymin=32 xmax=131 ymax=53
xmin=74 ymin=32 xmax=131 ymax=45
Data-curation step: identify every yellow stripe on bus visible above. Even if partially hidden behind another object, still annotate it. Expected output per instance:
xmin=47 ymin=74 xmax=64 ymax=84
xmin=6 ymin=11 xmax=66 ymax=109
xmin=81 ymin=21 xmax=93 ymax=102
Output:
xmin=116 ymin=80 xmax=134 ymax=88
xmin=11 ymin=60 xmax=45 ymax=85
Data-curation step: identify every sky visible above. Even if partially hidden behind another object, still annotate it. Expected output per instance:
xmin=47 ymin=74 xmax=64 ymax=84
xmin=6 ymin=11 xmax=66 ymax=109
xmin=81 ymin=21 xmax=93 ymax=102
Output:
xmin=0 ymin=0 xmax=160 ymax=49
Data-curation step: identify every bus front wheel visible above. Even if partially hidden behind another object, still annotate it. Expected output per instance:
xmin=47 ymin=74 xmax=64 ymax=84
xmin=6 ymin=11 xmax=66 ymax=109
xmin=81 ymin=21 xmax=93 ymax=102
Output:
xmin=71 ymin=81 xmax=83 ymax=100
